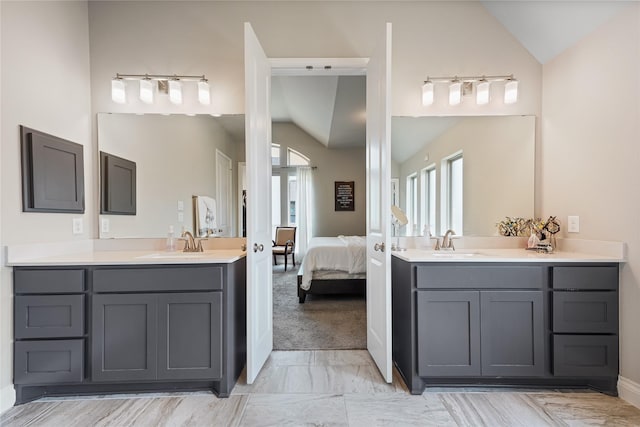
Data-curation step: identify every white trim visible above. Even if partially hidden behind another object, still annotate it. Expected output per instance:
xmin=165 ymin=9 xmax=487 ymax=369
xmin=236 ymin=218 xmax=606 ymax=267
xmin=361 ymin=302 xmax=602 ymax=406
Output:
xmin=619 ymin=376 xmax=640 ymax=409
xmin=0 ymin=384 xmax=16 ymax=415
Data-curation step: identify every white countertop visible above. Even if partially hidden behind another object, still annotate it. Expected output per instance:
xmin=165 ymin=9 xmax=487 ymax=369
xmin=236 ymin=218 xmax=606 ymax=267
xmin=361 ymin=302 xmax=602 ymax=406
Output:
xmin=6 ymin=249 xmax=246 ymax=266
xmin=391 ymin=248 xmax=625 ymax=263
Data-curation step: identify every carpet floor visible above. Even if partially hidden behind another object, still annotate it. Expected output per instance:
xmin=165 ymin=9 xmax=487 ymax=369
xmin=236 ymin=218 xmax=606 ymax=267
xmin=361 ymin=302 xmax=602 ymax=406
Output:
xmin=272 ymin=264 xmax=366 ymax=350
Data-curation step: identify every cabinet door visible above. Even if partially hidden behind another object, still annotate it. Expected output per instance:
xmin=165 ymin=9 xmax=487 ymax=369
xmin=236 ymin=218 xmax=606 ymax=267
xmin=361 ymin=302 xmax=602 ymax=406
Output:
xmin=92 ymin=294 xmax=157 ymax=382
xmin=480 ymin=291 xmax=544 ymax=377
xmin=417 ymin=290 xmax=481 ymax=376
xmin=157 ymin=292 xmax=223 ymax=380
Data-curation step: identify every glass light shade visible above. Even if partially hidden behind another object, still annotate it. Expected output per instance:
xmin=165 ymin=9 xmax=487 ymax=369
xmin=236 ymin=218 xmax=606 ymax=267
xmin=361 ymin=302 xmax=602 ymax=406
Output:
xmin=504 ymin=79 xmax=519 ymax=104
xmin=198 ymin=80 xmax=211 ymax=105
xmin=449 ymin=81 xmax=462 ymax=106
xmin=111 ymin=79 xmax=126 ymax=104
xmin=476 ymin=80 xmax=490 ymax=105
xmin=168 ymin=79 xmax=183 ymax=105
xmin=139 ymin=79 xmax=154 ymax=104
xmin=421 ymin=81 xmax=434 ymax=106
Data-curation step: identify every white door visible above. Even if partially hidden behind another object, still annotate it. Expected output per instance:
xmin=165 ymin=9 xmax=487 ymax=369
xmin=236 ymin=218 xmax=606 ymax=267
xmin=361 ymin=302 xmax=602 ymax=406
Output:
xmin=366 ymin=22 xmax=392 ymax=383
xmin=244 ymin=22 xmax=273 ymax=384
xmin=238 ymin=162 xmax=247 ymax=237
xmin=215 ymin=150 xmax=232 ymax=237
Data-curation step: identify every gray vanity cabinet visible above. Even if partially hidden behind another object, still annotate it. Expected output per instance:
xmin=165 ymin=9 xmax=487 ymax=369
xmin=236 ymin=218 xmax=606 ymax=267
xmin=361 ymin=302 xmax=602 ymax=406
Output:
xmin=392 ymin=257 xmax=620 ymax=395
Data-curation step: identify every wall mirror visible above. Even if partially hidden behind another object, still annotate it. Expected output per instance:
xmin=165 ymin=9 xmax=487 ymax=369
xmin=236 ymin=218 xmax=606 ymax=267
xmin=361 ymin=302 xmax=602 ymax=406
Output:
xmin=97 ymin=113 xmax=245 ymax=239
xmin=391 ymin=115 xmax=535 ymax=237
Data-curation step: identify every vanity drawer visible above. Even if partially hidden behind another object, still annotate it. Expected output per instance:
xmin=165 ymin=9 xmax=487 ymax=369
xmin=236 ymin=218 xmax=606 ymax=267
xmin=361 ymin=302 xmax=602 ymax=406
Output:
xmin=416 ymin=265 xmax=543 ymax=289
xmin=92 ymin=266 xmax=224 ymax=293
xmin=552 ymin=266 xmax=618 ymax=290
xmin=14 ymin=269 xmax=85 ymax=294
xmin=552 ymin=291 xmax=617 ymax=333
xmin=553 ymin=335 xmax=618 ymax=377
xmin=15 ymin=295 xmax=85 ymax=339
xmin=14 ymin=339 xmax=84 ymax=385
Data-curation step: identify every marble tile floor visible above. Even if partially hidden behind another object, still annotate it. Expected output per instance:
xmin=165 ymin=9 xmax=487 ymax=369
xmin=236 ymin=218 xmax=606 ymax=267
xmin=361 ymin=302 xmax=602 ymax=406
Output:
xmin=2 ymin=350 xmax=640 ymax=426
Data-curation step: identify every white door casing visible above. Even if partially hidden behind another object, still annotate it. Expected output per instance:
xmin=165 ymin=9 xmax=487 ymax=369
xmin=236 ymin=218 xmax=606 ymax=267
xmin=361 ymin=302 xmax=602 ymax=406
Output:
xmin=238 ymin=162 xmax=247 ymax=237
xmin=244 ymin=22 xmax=273 ymax=384
xmin=366 ymin=22 xmax=393 ymax=383
xmin=215 ymin=150 xmax=233 ymax=237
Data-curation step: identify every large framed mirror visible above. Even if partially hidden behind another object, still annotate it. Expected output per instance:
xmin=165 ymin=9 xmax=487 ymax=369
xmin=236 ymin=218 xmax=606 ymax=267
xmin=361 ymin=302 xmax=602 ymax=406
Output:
xmin=97 ymin=113 xmax=246 ymax=238
xmin=391 ymin=115 xmax=535 ymax=237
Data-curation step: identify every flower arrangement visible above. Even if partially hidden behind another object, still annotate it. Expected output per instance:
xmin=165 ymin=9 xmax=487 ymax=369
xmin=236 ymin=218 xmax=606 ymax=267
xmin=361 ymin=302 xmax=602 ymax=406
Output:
xmin=497 ymin=216 xmax=561 ymax=238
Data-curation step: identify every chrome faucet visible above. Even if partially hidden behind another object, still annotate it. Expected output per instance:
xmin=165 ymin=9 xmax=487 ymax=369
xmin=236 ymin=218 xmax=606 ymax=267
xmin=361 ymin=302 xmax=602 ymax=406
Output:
xmin=434 ymin=229 xmax=456 ymax=251
xmin=180 ymin=230 xmax=204 ymax=252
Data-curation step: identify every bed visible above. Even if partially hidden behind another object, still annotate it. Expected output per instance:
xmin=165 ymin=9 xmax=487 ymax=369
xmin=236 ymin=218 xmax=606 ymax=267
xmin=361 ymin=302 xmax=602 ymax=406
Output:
xmin=297 ymin=236 xmax=367 ymax=303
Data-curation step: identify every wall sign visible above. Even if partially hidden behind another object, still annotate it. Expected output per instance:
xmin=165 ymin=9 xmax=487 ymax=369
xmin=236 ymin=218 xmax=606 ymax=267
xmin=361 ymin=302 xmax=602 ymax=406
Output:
xmin=334 ymin=181 xmax=355 ymax=211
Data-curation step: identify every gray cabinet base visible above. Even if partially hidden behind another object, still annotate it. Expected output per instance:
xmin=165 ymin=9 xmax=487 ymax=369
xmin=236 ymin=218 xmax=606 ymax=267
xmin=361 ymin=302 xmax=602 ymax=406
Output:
xmin=15 ymin=380 xmax=231 ymax=406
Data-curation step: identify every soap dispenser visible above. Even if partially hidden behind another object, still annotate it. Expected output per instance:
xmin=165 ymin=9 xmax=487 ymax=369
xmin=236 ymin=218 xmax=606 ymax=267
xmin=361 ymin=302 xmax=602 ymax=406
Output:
xmin=166 ymin=225 xmax=176 ymax=252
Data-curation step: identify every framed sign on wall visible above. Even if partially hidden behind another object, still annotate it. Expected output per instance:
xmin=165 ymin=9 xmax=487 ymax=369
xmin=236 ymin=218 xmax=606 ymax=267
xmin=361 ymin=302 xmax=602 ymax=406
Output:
xmin=334 ymin=181 xmax=355 ymax=211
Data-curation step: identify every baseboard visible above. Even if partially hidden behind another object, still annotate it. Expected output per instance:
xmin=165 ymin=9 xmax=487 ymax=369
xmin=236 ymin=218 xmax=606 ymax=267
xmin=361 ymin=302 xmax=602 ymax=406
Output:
xmin=0 ymin=384 xmax=15 ymax=415
xmin=619 ymin=376 xmax=640 ymax=409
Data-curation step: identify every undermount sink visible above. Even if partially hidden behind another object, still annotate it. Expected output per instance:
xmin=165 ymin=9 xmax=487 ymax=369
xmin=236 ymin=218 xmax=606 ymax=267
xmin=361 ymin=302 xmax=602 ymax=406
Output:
xmin=137 ymin=252 xmax=211 ymax=259
xmin=430 ymin=251 xmax=484 ymax=258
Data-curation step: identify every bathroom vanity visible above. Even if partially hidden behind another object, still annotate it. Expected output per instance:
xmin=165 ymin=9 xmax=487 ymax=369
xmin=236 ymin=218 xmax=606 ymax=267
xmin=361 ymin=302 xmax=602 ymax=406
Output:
xmin=10 ymin=250 xmax=246 ymax=404
xmin=392 ymin=249 xmax=622 ymax=395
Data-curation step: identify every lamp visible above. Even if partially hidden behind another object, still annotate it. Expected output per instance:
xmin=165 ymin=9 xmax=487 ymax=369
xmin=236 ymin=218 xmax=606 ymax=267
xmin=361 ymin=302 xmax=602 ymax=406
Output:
xmin=111 ymin=77 xmax=126 ymax=104
xmin=476 ymin=79 xmax=490 ymax=105
xmin=449 ymin=79 xmax=462 ymax=106
xmin=139 ymin=77 xmax=154 ymax=104
xmin=110 ymin=73 xmax=210 ymax=105
xmin=420 ymin=74 xmax=517 ymax=106
xmin=391 ymin=205 xmax=409 ymax=251
xmin=168 ymin=78 xmax=183 ymax=105
xmin=198 ymin=79 xmax=211 ymax=105
xmin=421 ymin=80 xmax=434 ymax=106
xmin=504 ymin=78 xmax=519 ymax=104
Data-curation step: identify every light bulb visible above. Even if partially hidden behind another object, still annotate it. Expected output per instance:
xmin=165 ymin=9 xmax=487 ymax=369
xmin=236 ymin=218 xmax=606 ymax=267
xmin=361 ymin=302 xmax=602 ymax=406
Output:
xmin=449 ymin=80 xmax=462 ymax=106
xmin=139 ymin=78 xmax=154 ymax=104
xmin=421 ymin=81 xmax=434 ymax=106
xmin=198 ymin=80 xmax=211 ymax=105
xmin=169 ymin=79 xmax=183 ymax=105
xmin=476 ymin=80 xmax=490 ymax=105
xmin=111 ymin=78 xmax=126 ymax=104
xmin=504 ymin=79 xmax=519 ymax=104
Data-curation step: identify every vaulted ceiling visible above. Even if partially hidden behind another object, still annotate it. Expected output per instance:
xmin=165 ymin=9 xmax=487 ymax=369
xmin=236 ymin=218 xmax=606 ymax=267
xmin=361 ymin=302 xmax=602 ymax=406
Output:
xmin=268 ymin=1 xmax=631 ymax=163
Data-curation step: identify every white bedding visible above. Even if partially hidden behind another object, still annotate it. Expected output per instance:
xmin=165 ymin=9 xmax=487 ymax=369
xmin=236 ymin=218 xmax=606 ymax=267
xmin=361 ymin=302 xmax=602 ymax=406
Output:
xmin=299 ymin=236 xmax=366 ymax=291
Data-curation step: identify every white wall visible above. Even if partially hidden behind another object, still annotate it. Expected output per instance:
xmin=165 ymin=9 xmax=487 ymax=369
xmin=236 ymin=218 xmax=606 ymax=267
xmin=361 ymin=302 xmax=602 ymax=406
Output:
xmin=273 ymin=123 xmax=366 ymax=237
xmin=541 ymin=3 xmax=640 ymax=400
xmin=0 ymin=0 xmax=92 ymax=412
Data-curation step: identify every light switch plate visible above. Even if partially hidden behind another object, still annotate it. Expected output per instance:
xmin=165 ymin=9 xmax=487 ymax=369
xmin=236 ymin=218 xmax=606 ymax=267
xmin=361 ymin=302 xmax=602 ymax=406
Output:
xmin=178 ymin=212 xmax=184 ymax=223
xmin=72 ymin=217 xmax=83 ymax=235
xmin=101 ymin=218 xmax=110 ymax=233
xmin=177 ymin=200 xmax=184 ymax=211
xmin=568 ymin=215 xmax=580 ymax=233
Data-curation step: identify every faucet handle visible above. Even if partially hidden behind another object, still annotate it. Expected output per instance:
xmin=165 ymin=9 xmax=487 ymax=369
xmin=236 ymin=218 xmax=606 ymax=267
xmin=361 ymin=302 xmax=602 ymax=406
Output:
xmin=434 ymin=238 xmax=441 ymax=251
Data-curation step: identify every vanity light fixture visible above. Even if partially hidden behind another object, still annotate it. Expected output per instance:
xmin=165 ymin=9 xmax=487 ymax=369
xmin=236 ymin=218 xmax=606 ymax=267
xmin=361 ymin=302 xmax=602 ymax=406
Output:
xmin=168 ymin=78 xmax=183 ymax=105
xmin=139 ymin=76 xmax=154 ymax=104
xmin=421 ymin=74 xmax=517 ymax=106
xmin=449 ymin=79 xmax=462 ymax=106
xmin=110 ymin=73 xmax=210 ymax=106
xmin=421 ymin=80 xmax=434 ymax=106
xmin=111 ymin=77 xmax=126 ymax=104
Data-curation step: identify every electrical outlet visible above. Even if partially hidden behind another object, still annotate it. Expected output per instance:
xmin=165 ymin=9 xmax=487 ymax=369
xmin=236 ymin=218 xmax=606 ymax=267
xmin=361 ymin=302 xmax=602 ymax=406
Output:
xmin=101 ymin=218 xmax=110 ymax=233
xmin=72 ymin=217 xmax=84 ymax=235
xmin=178 ymin=212 xmax=184 ymax=223
xmin=177 ymin=200 xmax=184 ymax=211
xmin=568 ymin=216 xmax=580 ymax=233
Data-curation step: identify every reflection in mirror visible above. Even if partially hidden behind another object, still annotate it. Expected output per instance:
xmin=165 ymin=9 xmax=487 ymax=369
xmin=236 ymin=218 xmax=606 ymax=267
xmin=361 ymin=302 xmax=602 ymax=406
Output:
xmin=391 ymin=115 xmax=535 ymax=237
xmin=97 ymin=113 xmax=246 ymax=238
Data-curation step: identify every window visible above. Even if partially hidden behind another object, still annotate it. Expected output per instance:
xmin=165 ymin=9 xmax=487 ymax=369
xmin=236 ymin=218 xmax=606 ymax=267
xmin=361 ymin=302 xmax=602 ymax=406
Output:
xmin=288 ymin=175 xmax=297 ymax=225
xmin=287 ymin=148 xmax=309 ymax=166
xmin=445 ymin=154 xmax=463 ymax=234
xmin=406 ymin=173 xmax=418 ymax=235
xmin=271 ymin=175 xmax=281 ymax=234
xmin=421 ymin=166 xmax=436 ymax=236
xmin=271 ymin=144 xmax=309 ymax=229
xmin=271 ymin=144 xmax=281 ymax=166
